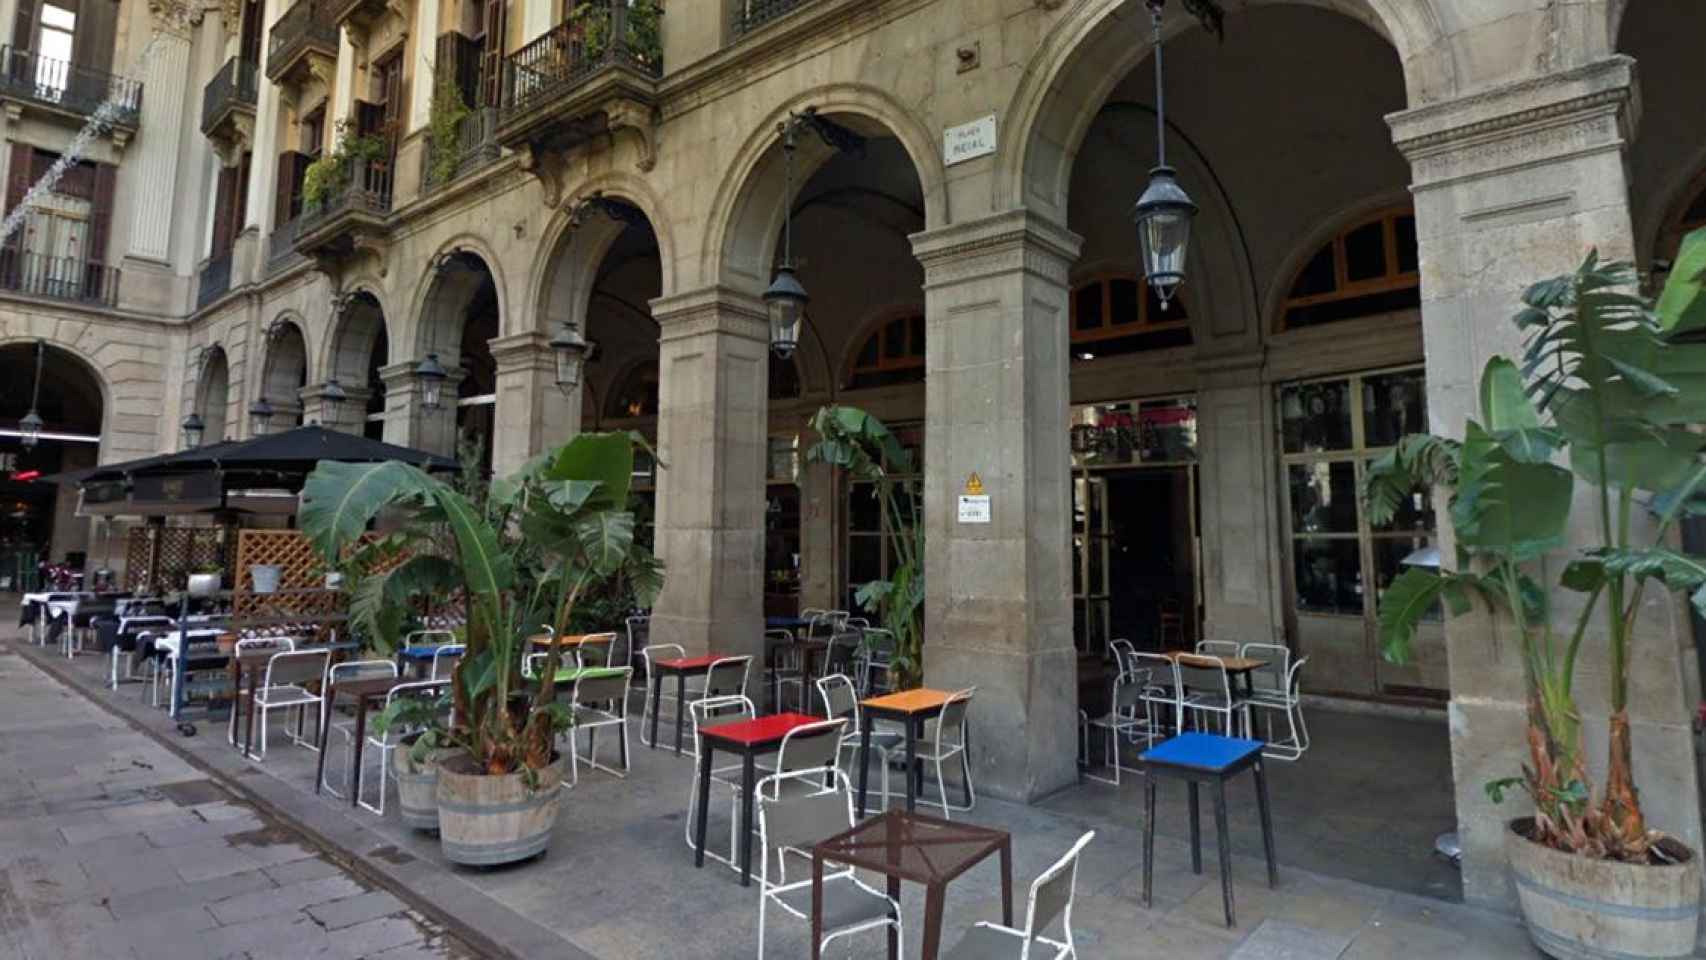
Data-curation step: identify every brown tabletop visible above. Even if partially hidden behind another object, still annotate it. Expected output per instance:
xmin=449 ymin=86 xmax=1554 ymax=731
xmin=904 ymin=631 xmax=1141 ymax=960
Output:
xmin=1163 ymin=650 xmax=1269 ymax=673
xmin=314 ymin=675 xmax=442 ymax=808
xmin=856 ymin=688 xmax=959 ymax=817
xmin=810 ymin=809 xmax=1011 ymax=960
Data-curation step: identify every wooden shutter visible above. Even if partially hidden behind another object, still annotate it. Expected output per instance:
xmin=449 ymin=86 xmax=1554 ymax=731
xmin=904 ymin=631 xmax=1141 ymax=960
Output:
xmin=211 ymin=165 xmax=238 ymax=256
xmin=437 ymin=31 xmax=480 ymax=109
xmin=479 ymin=0 xmax=506 ymax=108
xmin=72 ymin=0 xmax=118 ymax=72
xmin=234 ymin=151 xmax=252 ymax=238
xmin=88 ymin=162 xmax=116 ymax=264
xmin=239 ymin=0 xmax=263 ymax=65
xmin=354 ymin=100 xmax=384 ymax=137
xmin=12 ymin=0 xmax=34 ymax=65
xmin=274 ymin=150 xmax=305 ymax=224
xmin=5 ymin=142 xmax=31 ymax=216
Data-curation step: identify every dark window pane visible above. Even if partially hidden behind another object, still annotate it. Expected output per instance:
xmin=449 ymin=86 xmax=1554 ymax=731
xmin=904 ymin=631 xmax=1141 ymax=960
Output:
xmin=1363 ymin=369 xmax=1428 ymax=447
xmin=1290 ymin=244 xmax=1336 ymax=298
xmin=848 ymin=482 xmax=881 ymax=533
xmin=1292 ymin=538 xmax=1364 ymax=615
xmin=848 ymin=535 xmax=882 ymax=589
xmin=1139 ymin=399 xmax=1197 ymax=462
xmin=1283 ymin=286 xmax=1420 ymax=329
xmin=1288 ymin=461 xmax=1359 ymax=534
xmin=769 ymin=353 xmax=800 ymax=400
xmin=1280 ymin=379 xmax=1352 ymax=453
xmin=1108 ymin=278 xmax=1140 ymax=326
xmin=1075 ymin=284 xmax=1104 ymax=332
xmin=908 ymin=314 xmax=925 ymax=357
xmin=1344 ymin=220 xmax=1387 ymax=283
xmin=883 ymin=318 xmax=907 ymax=360
xmin=1394 ymin=215 xmax=1419 ymax=273
xmin=854 ymin=332 xmax=879 ymax=369
xmin=1372 ymin=537 xmax=1441 ymax=620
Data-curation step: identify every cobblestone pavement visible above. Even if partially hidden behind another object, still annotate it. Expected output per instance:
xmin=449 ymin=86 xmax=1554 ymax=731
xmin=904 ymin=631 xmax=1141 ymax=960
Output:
xmin=0 ymin=648 xmax=477 ymax=960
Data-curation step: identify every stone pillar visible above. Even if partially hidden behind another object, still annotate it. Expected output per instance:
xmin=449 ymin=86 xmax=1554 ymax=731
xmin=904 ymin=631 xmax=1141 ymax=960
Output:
xmin=409 ymin=0 xmax=441 ymax=131
xmin=1390 ymin=56 xmax=1704 ymax=910
xmin=126 ymin=29 xmax=192 ymax=260
xmin=378 ymin=360 xmax=462 ymax=455
xmin=1194 ymin=351 xmax=1283 ymax=646
xmin=648 ymin=287 xmax=769 ymax=662
xmin=796 ymin=427 xmax=839 ymax=612
xmin=909 ymin=209 xmax=1081 ymax=804
xmin=246 ymin=0 xmax=282 ymax=234
xmin=299 ymin=383 xmax=371 ymax=433
xmin=489 ymin=332 xmax=581 ymax=476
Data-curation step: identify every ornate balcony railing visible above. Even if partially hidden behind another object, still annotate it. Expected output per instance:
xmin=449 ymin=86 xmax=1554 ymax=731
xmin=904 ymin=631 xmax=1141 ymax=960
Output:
xmin=297 ymin=156 xmax=393 ymax=235
xmin=266 ymin=218 xmax=305 ymax=274
xmin=196 ymin=251 xmax=233 ymax=310
xmin=200 ymin=57 xmax=258 ymax=136
xmin=266 ymin=0 xmax=339 ymax=84
xmin=0 ymin=250 xmax=120 ymax=308
xmin=501 ymin=2 xmax=661 ymax=123
xmin=731 ymin=0 xmax=822 ymax=36
xmin=421 ymin=107 xmax=500 ymax=192
xmin=0 ymin=45 xmax=143 ymax=125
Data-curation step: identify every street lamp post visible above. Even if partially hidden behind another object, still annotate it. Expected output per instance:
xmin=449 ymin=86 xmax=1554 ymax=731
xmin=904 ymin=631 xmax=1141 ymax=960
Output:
xmin=1132 ymin=0 xmax=1198 ymax=309
xmin=322 ymin=377 xmax=348 ymax=424
xmin=181 ymin=412 xmax=206 ymax=449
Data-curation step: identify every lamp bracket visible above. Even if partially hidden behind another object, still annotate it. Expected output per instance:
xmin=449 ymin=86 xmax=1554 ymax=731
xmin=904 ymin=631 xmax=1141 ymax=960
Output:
xmin=569 ymin=191 xmax=646 ymax=230
xmin=784 ymin=107 xmax=865 ymax=159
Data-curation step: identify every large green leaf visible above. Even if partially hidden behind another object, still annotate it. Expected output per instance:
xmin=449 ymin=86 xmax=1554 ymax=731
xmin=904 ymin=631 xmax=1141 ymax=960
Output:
xmin=300 ymin=460 xmax=436 ymax=562
xmin=350 ymin=553 xmax=458 ymax=653
xmin=429 ymin=485 xmax=514 ymax=597
xmin=1378 ymin=567 xmax=1444 ymax=666
xmin=1451 ymin=422 xmax=1573 ymax=561
xmin=574 ymin=511 xmax=635 ymax=575
xmin=1481 ymin=357 xmax=1541 ymax=430
xmin=1597 ymin=548 xmax=1706 ymax=619
xmin=541 ymin=433 xmax=634 ymax=511
xmin=1658 ymin=228 xmax=1706 ymax=335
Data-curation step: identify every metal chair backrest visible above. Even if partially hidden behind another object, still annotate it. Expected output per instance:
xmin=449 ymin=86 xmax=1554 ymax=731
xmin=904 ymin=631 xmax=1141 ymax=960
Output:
xmin=405 ymin=628 xmax=457 ymax=648
xmin=573 ymin=667 xmax=632 ymax=707
xmin=817 ymin=673 xmax=859 ymax=725
xmin=640 ymin=642 xmax=685 ymax=673
xmin=1109 ymin=638 xmax=1137 ymax=674
xmin=330 ymin=658 xmax=397 ymax=686
xmin=379 ymin=679 xmax=450 ymax=739
xmin=757 ymin=768 xmax=854 ymax=863
xmin=1109 ymin=667 xmax=1145 ymax=714
xmin=1132 ymin=652 xmax=1182 ymax=699
xmin=1196 ymin=640 xmax=1240 ymax=658
xmin=574 ymin=632 xmax=618 ymax=668
xmin=264 ymin=648 xmax=330 ymax=688
xmin=703 ymin=656 xmax=751 ymax=700
xmin=689 ymin=693 xmax=755 ymax=747
xmin=1176 ymin=654 xmax=1232 ymax=702
xmin=431 ymin=644 xmax=465 ymax=680
xmin=1286 ymin=656 xmax=1309 ymax=697
xmin=936 ymin=687 xmax=975 ymax=752
xmin=237 ymin=636 xmax=295 ymax=656
xmin=775 ymin=719 xmax=846 ymax=774
xmin=625 ymin=615 xmax=649 ymax=670
xmin=1024 ymin=831 xmax=1096 ymax=947
xmin=1241 ymin=642 xmax=1291 ymax=695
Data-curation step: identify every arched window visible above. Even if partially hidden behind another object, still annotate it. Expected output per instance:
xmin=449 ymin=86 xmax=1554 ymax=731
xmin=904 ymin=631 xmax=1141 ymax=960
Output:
xmin=1280 ymin=208 xmax=1420 ymax=331
xmin=1070 ymin=274 xmax=1191 ymax=358
xmin=844 ymin=311 xmax=924 ymax=391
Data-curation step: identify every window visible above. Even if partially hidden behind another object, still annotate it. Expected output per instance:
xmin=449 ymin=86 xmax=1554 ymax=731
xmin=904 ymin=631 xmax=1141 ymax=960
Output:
xmin=844 ymin=422 xmax=922 ymax=606
xmin=300 ymin=105 xmax=325 ymax=157
xmin=844 ymin=312 xmax=924 ymax=390
xmin=35 ymin=5 xmax=76 ymax=95
xmin=1280 ymin=209 xmax=1420 ymax=331
xmin=1069 ymin=274 xmax=1191 ymax=358
xmin=1279 ymin=367 xmax=1434 ymax=619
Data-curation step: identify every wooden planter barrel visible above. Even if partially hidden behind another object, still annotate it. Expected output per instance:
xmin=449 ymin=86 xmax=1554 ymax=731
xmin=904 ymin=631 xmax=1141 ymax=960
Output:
xmin=1507 ymin=818 xmax=1701 ymax=960
xmin=435 ymin=753 xmax=565 ymax=866
xmin=393 ymin=744 xmax=451 ymax=832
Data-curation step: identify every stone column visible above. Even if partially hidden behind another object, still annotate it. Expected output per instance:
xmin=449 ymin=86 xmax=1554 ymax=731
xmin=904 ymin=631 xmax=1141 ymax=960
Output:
xmin=648 ymin=287 xmax=769 ymax=662
xmin=245 ymin=0 xmax=282 ymax=234
xmin=489 ymin=332 xmax=581 ymax=476
xmin=126 ymin=28 xmax=192 ymax=260
xmin=909 ymin=209 xmax=1081 ymax=804
xmin=299 ymin=383 xmax=372 ymax=433
xmin=378 ymin=360 xmax=462 ymax=455
xmin=1194 ymin=351 xmax=1283 ymax=646
xmin=1390 ymin=56 xmax=1704 ymax=910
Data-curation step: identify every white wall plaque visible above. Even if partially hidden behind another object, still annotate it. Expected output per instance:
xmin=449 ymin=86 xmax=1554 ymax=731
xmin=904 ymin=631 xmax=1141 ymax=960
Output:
xmin=957 ymin=494 xmax=991 ymax=524
xmin=944 ymin=115 xmax=997 ymax=166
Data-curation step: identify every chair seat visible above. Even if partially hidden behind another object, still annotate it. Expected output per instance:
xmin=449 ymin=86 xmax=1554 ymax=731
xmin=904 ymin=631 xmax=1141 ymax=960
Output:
xmin=844 ymin=730 xmax=905 ymax=753
xmin=1245 ymin=690 xmax=1294 ymax=706
xmin=254 ymin=686 xmax=321 ymax=707
xmin=774 ymin=878 xmax=893 ymax=930
xmin=941 ymin=924 xmax=1055 ymax=960
xmin=571 ymin=706 xmax=623 ymax=727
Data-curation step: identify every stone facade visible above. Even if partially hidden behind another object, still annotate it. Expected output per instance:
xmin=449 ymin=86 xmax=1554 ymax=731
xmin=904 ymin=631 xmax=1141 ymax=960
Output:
xmin=1 ymin=0 xmax=1703 ymax=927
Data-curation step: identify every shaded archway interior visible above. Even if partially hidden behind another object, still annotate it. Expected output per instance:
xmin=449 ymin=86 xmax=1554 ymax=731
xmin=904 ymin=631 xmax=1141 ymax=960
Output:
xmin=327 ymin=293 xmax=388 ymax=438
xmin=196 ymin=346 xmax=231 ymax=443
xmin=1619 ymin=0 xmax=1706 ymax=268
xmin=0 ymin=342 xmax=105 ymax=569
xmin=261 ymin=321 xmax=309 ymax=425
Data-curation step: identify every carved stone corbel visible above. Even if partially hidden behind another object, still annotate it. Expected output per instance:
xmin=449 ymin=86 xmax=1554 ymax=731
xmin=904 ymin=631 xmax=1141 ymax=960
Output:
xmin=218 ymin=0 xmax=241 ymax=33
xmin=606 ymin=99 xmax=658 ymax=173
xmin=306 ymin=52 xmax=337 ymax=92
xmin=517 ymin=142 xmax=570 ymax=208
xmin=352 ymin=234 xmax=390 ymax=276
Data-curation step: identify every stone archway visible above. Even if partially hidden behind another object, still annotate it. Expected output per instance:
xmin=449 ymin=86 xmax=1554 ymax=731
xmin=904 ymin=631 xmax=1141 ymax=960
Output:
xmin=325 ymin=293 xmax=389 ymax=439
xmin=0 ymin=340 xmax=107 ymax=569
xmin=195 ymin=346 xmax=232 ymax=444
xmin=259 ymin=318 xmax=309 ymax=428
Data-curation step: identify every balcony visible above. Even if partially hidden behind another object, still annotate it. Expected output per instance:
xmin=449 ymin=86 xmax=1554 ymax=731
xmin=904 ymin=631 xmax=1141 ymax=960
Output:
xmin=293 ymin=157 xmax=392 ymax=263
xmin=421 ymin=107 xmax=500 ymax=193
xmin=731 ymin=0 xmax=823 ymax=36
xmin=266 ymin=0 xmax=338 ymax=88
xmin=0 ymin=251 xmax=120 ymax=308
xmin=267 ymin=218 xmax=306 ymax=275
xmin=326 ymin=0 xmax=390 ymax=37
xmin=196 ymin=251 xmax=233 ymax=310
xmin=496 ymin=1 xmax=661 ymax=179
xmin=200 ymin=57 xmax=258 ymax=157
xmin=0 ymin=46 xmax=142 ymax=137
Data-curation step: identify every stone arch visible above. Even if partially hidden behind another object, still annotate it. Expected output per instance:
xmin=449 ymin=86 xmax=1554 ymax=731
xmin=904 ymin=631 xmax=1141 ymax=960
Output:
xmin=413 ymin=245 xmax=503 ymax=360
xmin=1002 ymin=0 xmax=1450 ymax=223
xmin=195 ymin=345 xmax=232 ymax=444
xmin=260 ymin=314 xmax=310 ymax=423
xmin=703 ymin=83 xmax=949 ymax=296
xmin=835 ymin=302 xmax=926 ymax=393
xmin=408 ymin=235 xmax=509 ymax=351
xmin=1259 ymin=188 xmax=1416 ymax=333
xmin=532 ymin=177 xmax=672 ymax=348
xmin=324 ymin=291 xmax=389 ymax=391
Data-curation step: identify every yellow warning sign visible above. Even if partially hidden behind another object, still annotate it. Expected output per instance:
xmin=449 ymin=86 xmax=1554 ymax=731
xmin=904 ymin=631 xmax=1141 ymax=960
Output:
xmin=963 ymin=472 xmax=984 ymax=496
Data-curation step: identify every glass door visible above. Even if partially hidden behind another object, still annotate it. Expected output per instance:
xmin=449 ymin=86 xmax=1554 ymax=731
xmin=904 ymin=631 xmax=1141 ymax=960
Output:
xmin=1072 ymin=475 xmax=1111 ymax=656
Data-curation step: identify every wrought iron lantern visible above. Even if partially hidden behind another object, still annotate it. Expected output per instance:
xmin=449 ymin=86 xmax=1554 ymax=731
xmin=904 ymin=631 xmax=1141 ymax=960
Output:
xmin=248 ymin=396 xmax=275 ymax=436
xmin=19 ymin=340 xmax=44 ymax=448
xmin=181 ymin=412 xmax=205 ymax=449
xmin=549 ymin=322 xmax=590 ymax=395
xmin=321 ymin=377 xmax=348 ymax=421
xmin=763 ymin=118 xmax=809 ymax=358
xmin=1131 ymin=0 xmax=1198 ymax=310
xmin=415 ymin=353 xmax=448 ymax=411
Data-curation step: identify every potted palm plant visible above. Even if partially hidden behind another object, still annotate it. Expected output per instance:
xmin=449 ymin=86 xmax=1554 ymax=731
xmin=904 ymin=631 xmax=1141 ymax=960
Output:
xmin=1367 ymin=232 xmax=1706 ymax=959
xmin=301 ymin=432 xmax=661 ymax=866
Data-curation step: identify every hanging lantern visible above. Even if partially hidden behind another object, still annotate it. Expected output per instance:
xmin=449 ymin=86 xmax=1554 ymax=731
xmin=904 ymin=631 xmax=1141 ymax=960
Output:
xmin=19 ymin=339 xmax=44 ymax=448
xmin=763 ymin=265 xmax=808 ymax=359
xmin=415 ymin=353 xmax=448 ymax=411
xmin=248 ymin=396 xmax=275 ymax=436
xmin=322 ymin=377 xmax=348 ymax=422
xmin=1131 ymin=1 xmax=1197 ymax=309
xmin=549 ymin=322 xmax=589 ymax=395
xmin=181 ymin=412 xmax=206 ymax=449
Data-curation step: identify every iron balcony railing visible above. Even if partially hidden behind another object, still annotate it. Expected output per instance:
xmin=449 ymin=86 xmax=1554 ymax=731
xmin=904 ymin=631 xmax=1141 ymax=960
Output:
xmin=297 ymin=155 xmax=393 ymax=234
xmin=266 ymin=218 xmax=305 ymax=274
xmin=0 ymin=250 xmax=120 ymax=308
xmin=421 ymin=107 xmax=500 ymax=191
xmin=501 ymin=2 xmax=662 ymax=122
xmin=267 ymin=0 xmax=339 ymax=80
xmin=200 ymin=57 xmax=258 ymax=134
xmin=0 ymin=45 xmax=143 ymax=124
xmin=732 ymin=0 xmax=822 ymax=36
xmin=196 ymin=250 xmax=233 ymax=310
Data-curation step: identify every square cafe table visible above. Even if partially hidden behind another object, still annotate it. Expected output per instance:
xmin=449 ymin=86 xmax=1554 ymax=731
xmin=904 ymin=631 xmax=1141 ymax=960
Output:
xmin=529 ymin=632 xmax=615 ymax=661
xmin=810 ymin=809 xmax=1012 ymax=960
xmin=314 ymin=675 xmax=447 ymax=808
xmin=856 ymin=688 xmax=962 ymax=817
xmin=693 ymin=711 xmax=824 ymax=887
xmin=1163 ymin=650 xmax=1269 ymax=703
xmin=648 ymin=653 xmax=721 ymax=754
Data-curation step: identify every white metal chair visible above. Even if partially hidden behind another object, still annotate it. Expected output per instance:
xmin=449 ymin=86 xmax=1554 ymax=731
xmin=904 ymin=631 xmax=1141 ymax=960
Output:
xmin=247 ymin=647 xmax=329 ymax=761
xmin=357 ymin=679 xmax=446 ymax=815
xmin=1080 ymin=664 xmax=1155 ymax=787
xmin=320 ymin=659 xmax=400 ymax=798
xmin=765 ymin=628 xmax=807 ymax=713
xmin=1195 ymin=639 xmax=1241 ymax=658
xmin=226 ymin=637 xmax=296 ymax=746
xmin=638 ymin=641 xmax=686 ymax=747
xmin=755 ymin=767 xmax=902 ymax=960
xmin=1132 ymin=651 xmax=1186 ymax=737
xmin=430 ymin=643 xmax=465 ymax=680
xmin=1244 ymin=650 xmax=1310 ymax=761
xmin=1176 ymin=654 xmax=1249 ymax=737
xmin=760 ymin=718 xmax=847 ymax=803
xmin=917 ymin=687 xmax=978 ymax=818
xmin=682 ymin=656 xmax=754 ymax=761
xmin=684 ymin=693 xmax=759 ymax=871
xmin=853 ymin=627 xmax=898 ymax=697
xmin=817 ymin=673 xmax=904 ymax=809
xmin=111 ymin=615 xmax=173 ymax=691
xmin=941 ymin=831 xmax=1096 ymax=959
xmin=570 ymin=631 xmax=619 ymax=668
xmin=624 ymin=614 xmax=649 ymax=669
xmin=564 ymin=666 xmax=632 ymax=787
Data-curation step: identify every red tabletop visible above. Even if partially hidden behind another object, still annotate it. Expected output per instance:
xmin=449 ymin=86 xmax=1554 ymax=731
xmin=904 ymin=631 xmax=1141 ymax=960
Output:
xmin=701 ymin=712 xmax=824 ymax=748
xmin=655 ymin=654 xmax=720 ymax=671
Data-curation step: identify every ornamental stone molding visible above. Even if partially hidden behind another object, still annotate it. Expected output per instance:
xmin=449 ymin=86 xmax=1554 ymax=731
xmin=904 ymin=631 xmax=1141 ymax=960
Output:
xmin=909 ymin=209 xmax=1082 ymax=291
xmin=147 ymin=0 xmax=204 ymax=34
xmin=605 ymin=100 xmax=659 ymax=173
xmin=650 ymin=286 xmax=768 ymax=345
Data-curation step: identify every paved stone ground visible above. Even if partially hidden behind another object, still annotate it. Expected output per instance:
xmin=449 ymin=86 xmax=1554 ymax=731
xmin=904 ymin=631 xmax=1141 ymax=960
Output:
xmin=3 ymin=614 xmax=1545 ymax=960
xmin=0 ymin=647 xmax=475 ymax=960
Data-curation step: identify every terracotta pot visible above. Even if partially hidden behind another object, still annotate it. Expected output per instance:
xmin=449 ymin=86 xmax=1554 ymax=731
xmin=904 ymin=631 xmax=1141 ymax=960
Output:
xmin=1506 ymin=818 xmax=1701 ymax=960
xmin=435 ymin=752 xmax=564 ymax=866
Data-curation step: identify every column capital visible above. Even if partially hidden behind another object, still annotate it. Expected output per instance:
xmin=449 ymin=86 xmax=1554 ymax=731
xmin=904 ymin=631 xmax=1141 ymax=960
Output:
xmin=650 ymin=286 xmax=767 ymax=345
xmin=488 ymin=331 xmax=556 ymax=372
xmin=908 ymin=209 xmax=1082 ymax=291
xmin=1388 ymin=56 xmax=1638 ymax=192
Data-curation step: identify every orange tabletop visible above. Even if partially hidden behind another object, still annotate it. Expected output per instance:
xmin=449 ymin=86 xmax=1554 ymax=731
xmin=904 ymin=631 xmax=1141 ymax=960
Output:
xmin=1164 ymin=651 xmax=1268 ymax=673
xmin=529 ymin=632 xmax=615 ymax=648
xmin=863 ymin=688 xmax=954 ymax=715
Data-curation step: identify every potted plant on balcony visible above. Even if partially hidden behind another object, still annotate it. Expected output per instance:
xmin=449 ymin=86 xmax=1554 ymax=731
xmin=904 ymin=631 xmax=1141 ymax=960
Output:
xmin=301 ymin=431 xmax=660 ymax=865
xmin=1366 ymin=232 xmax=1706 ymax=960
xmin=302 ymin=119 xmax=388 ymax=210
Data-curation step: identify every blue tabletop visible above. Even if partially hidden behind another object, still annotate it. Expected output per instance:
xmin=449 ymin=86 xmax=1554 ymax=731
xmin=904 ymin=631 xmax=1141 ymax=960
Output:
xmin=766 ymin=616 xmax=813 ymax=629
xmin=1140 ymin=733 xmax=1264 ymax=772
xmin=400 ymin=644 xmax=457 ymax=660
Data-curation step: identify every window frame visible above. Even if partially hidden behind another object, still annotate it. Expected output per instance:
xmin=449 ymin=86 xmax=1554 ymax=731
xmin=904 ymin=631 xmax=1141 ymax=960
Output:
xmin=843 ymin=308 xmax=925 ymax=390
xmin=1067 ymin=272 xmax=1189 ymax=345
xmin=1278 ymin=207 xmax=1420 ymax=332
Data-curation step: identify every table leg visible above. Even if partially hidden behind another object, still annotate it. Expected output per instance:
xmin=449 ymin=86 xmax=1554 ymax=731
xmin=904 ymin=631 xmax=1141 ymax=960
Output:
xmin=1188 ymin=780 xmax=1202 ymax=874
xmin=856 ymin=713 xmax=874 ymax=818
xmin=648 ymin=672 xmax=663 ymax=749
xmin=226 ymin=666 xmax=239 ymax=746
xmin=999 ymin=836 xmax=1013 ymax=926
xmin=1254 ymin=758 xmax=1278 ymax=888
xmin=904 ymin=718 xmax=919 ymax=814
xmin=921 ymin=883 xmax=946 ymax=960
xmin=810 ymin=852 xmax=825 ymax=960
xmin=350 ymin=695 xmax=369 ymax=808
xmin=886 ymin=874 xmax=901 ymax=960
xmin=739 ymin=753 xmax=756 ymax=887
xmin=674 ymin=672 xmax=687 ymax=756
xmin=314 ymin=680 xmax=334 ymax=795
xmin=1213 ymin=778 xmax=1234 ymax=927
xmin=244 ymin=667 xmax=259 ymax=759
xmin=693 ymin=745 xmax=712 ymax=868
xmin=1143 ymin=777 xmax=1157 ymax=907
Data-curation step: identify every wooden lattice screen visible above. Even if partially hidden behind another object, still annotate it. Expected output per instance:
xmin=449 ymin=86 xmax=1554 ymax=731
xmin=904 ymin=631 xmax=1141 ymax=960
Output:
xmin=232 ymin=529 xmax=466 ymax=632
xmin=123 ymin=525 xmax=236 ymax=594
